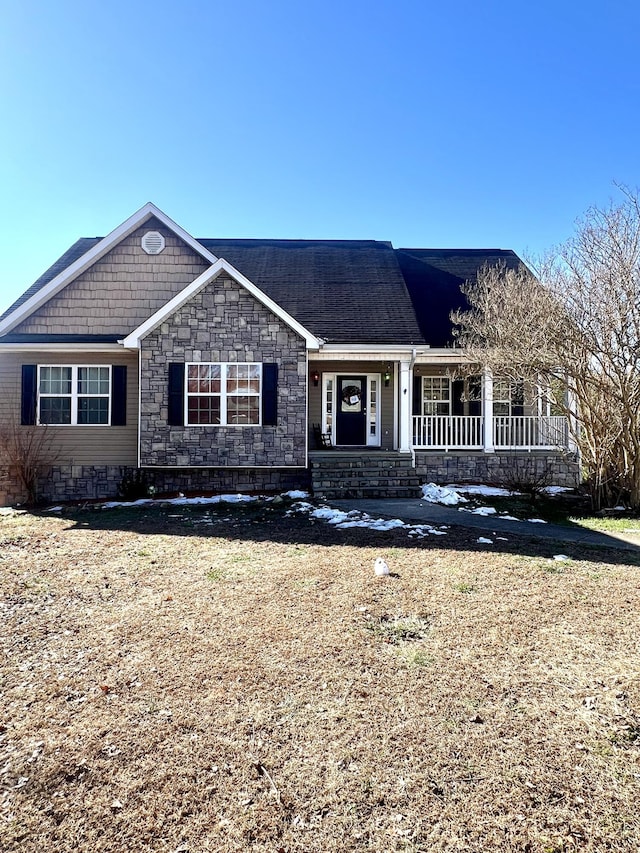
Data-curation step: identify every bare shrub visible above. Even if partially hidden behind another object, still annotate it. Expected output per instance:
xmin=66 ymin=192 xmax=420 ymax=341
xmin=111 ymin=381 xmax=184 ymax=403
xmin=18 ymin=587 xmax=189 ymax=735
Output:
xmin=495 ymin=454 xmax=556 ymax=503
xmin=0 ymin=421 xmax=59 ymax=505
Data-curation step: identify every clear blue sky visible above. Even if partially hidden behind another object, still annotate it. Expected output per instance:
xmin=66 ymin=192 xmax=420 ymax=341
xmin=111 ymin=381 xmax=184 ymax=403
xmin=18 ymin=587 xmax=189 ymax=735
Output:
xmin=1 ymin=0 xmax=639 ymax=313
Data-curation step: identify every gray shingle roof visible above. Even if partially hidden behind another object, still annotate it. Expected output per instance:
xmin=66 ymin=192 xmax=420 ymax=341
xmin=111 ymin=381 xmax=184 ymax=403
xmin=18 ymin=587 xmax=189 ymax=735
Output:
xmin=1 ymin=237 xmax=524 ymax=348
xmin=198 ymin=239 xmax=425 ymax=344
xmin=396 ymin=248 xmax=523 ymax=347
xmin=0 ymin=238 xmax=101 ymax=321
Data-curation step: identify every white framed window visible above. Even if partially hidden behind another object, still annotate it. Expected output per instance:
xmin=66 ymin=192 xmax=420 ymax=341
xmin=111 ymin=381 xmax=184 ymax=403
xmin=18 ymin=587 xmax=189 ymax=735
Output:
xmin=38 ymin=365 xmax=111 ymax=425
xmin=422 ymin=376 xmax=450 ymax=415
xmin=186 ymin=363 xmax=261 ymax=426
xmin=493 ymin=380 xmax=525 ymax=416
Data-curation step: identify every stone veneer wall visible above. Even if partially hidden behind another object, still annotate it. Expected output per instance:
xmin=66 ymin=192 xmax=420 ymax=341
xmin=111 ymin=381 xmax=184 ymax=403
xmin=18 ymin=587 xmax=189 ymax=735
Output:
xmin=140 ymin=275 xmax=308 ymax=468
xmin=414 ymin=451 xmax=580 ymax=489
xmin=31 ymin=465 xmax=310 ymax=505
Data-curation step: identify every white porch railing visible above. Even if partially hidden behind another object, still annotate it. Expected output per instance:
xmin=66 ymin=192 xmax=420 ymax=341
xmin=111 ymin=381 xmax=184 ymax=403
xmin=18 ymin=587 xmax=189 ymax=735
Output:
xmin=412 ymin=415 xmax=569 ymax=451
xmin=493 ymin=416 xmax=569 ymax=450
xmin=412 ymin=415 xmax=483 ymax=450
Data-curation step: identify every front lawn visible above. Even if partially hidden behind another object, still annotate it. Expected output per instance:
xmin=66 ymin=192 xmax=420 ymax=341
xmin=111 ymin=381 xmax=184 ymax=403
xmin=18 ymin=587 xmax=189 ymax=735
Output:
xmin=1 ymin=501 xmax=639 ymax=852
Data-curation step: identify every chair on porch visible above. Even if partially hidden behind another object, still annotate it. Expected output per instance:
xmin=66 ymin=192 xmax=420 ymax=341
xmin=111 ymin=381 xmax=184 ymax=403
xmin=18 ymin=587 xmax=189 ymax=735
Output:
xmin=312 ymin=423 xmax=332 ymax=449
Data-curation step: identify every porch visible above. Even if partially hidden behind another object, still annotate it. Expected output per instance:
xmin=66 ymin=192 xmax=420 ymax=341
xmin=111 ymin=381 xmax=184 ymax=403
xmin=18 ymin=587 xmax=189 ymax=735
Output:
xmin=308 ymin=356 xmax=572 ymax=455
xmin=412 ymin=414 xmax=570 ymax=451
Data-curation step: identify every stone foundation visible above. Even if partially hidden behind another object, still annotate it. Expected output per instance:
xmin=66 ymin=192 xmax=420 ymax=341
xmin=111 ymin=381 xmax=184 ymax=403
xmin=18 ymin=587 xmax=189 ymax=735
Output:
xmin=26 ymin=465 xmax=311 ymax=506
xmin=414 ymin=451 xmax=580 ymax=489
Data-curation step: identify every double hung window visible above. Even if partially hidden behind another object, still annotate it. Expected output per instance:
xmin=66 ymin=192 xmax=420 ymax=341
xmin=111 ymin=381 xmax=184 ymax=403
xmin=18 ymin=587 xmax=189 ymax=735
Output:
xmin=493 ymin=380 xmax=525 ymax=417
xmin=186 ymin=363 xmax=261 ymax=425
xmin=38 ymin=366 xmax=111 ymax=425
xmin=421 ymin=377 xmax=451 ymax=416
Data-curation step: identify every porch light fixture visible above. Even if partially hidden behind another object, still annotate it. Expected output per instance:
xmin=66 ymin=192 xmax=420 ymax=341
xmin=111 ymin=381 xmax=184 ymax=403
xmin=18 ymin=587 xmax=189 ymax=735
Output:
xmin=311 ymin=370 xmax=320 ymax=387
xmin=384 ymin=365 xmax=391 ymax=387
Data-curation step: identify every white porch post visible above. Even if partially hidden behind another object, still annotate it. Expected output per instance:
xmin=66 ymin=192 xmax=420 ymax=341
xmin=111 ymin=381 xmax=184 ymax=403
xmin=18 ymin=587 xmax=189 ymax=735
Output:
xmin=566 ymin=384 xmax=579 ymax=455
xmin=483 ymin=367 xmax=494 ymax=452
xmin=399 ymin=360 xmax=412 ymax=452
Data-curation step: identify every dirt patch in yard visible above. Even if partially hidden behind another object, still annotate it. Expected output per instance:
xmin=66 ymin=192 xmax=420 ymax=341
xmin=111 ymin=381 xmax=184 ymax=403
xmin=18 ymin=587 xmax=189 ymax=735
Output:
xmin=1 ymin=502 xmax=639 ymax=852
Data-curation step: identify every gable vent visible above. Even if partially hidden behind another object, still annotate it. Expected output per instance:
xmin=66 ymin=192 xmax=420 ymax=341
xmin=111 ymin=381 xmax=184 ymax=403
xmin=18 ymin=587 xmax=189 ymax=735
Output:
xmin=141 ymin=230 xmax=165 ymax=255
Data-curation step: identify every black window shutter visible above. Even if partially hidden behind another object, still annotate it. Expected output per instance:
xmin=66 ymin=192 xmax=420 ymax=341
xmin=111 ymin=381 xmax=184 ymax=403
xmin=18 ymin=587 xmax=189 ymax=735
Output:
xmin=168 ymin=363 xmax=185 ymax=426
xmin=262 ymin=363 xmax=278 ymax=425
xmin=512 ymin=381 xmax=525 ymax=416
xmin=412 ymin=376 xmax=422 ymax=416
xmin=468 ymin=375 xmax=482 ymax=416
xmin=21 ymin=365 xmax=37 ymax=425
xmin=111 ymin=366 xmax=127 ymax=426
xmin=452 ymin=379 xmax=464 ymax=416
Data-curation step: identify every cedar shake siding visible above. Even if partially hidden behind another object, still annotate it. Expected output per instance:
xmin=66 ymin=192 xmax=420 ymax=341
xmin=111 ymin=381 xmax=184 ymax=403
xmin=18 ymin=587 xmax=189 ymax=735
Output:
xmin=139 ymin=274 xmax=307 ymax=468
xmin=12 ymin=218 xmax=210 ymax=336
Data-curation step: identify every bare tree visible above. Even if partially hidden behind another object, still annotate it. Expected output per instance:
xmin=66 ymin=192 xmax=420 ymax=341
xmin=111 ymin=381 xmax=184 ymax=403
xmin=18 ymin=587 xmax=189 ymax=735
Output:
xmin=0 ymin=419 xmax=59 ymax=506
xmin=452 ymin=188 xmax=640 ymax=511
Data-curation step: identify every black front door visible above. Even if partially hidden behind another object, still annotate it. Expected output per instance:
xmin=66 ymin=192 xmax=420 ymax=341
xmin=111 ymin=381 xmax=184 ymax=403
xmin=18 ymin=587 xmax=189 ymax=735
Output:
xmin=336 ymin=376 xmax=367 ymax=445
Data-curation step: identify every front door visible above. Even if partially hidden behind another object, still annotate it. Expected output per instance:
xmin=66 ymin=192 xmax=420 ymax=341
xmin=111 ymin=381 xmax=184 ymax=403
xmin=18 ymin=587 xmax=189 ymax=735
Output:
xmin=336 ymin=376 xmax=367 ymax=445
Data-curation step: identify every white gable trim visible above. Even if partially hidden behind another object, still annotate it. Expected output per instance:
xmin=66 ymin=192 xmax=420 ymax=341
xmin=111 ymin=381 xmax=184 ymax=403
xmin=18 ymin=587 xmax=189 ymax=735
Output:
xmin=0 ymin=203 xmax=219 ymax=336
xmin=122 ymin=258 xmax=322 ymax=350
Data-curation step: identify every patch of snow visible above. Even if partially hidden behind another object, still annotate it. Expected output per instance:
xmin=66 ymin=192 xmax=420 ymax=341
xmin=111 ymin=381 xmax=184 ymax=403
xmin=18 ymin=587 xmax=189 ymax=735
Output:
xmin=496 ymin=537 xmax=509 ymax=541
xmin=613 ymin=505 xmax=626 ymax=511
xmin=101 ymin=493 xmax=259 ymax=509
xmin=527 ymin=518 xmax=547 ymax=524
xmin=499 ymin=514 xmax=520 ymax=521
xmin=421 ymin=483 xmax=467 ymax=506
xmin=169 ymin=493 xmax=258 ymax=506
xmin=282 ymin=489 xmax=310 ymax=499
xmin=460 ymin=506 xmax=497 ymax=516
xmin=553 ymin=554 xmax=570 ymax=561
xmin=102 ymin=498 xmax=155 ymax=509
xmin=477 ymin=537 xmax=493 ymax=544
xmin=44 ymin=506 xmax=64 ymax=513
xmin=449 ymin=484 xmax=519 ymax=497
xmin=295 ymin=502 xmax=446 ymax=537
xmin=542 ymin=486 xmax=573 ymax=495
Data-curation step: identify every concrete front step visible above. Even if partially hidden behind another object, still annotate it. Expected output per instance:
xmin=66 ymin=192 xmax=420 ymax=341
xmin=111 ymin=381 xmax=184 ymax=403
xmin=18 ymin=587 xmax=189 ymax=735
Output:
xmin=310 ymin=452 xmax=422 ymax=499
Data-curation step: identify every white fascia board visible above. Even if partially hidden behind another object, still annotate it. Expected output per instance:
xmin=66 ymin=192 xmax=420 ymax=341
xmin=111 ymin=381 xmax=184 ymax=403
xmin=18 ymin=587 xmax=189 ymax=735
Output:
xmin=414 ymin=348 xmax=474 ymax=363
xmin=0 ymin=342 xmax=125 ymax=353
xmin=122 ymin=258 xmax=322 ymax=350
xmin=0 ymin=202 xmax=219 ymax=336
xmin=313 ymin=345 xmax=421 ymax=361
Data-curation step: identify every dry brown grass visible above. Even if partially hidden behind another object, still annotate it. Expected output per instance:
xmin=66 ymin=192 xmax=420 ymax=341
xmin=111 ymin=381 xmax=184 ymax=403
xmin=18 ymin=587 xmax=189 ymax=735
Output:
xmin=1 ymin=502 xmax=639 ymax=852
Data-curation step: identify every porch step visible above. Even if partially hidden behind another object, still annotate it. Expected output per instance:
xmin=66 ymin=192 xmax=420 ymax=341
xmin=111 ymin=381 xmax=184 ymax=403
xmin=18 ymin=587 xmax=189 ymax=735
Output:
xmin=309 ymin=452 xmax=421 ymax=499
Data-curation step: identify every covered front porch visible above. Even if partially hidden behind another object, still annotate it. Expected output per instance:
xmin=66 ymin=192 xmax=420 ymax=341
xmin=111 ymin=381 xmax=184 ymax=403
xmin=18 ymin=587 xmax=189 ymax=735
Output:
xmin=309 ymin=350 xmax=572 ymax=454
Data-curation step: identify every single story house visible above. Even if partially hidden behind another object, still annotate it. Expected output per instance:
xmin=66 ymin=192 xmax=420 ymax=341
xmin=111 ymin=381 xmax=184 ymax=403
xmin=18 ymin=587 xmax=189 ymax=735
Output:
xmin=0 ymin=203 xmax=579 ymax=505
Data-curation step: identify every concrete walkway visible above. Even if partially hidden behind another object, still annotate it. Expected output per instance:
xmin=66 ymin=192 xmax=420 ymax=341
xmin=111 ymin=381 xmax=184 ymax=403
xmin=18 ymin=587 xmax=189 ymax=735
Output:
xmin=332 ymin=497 xmax=640 ymax=551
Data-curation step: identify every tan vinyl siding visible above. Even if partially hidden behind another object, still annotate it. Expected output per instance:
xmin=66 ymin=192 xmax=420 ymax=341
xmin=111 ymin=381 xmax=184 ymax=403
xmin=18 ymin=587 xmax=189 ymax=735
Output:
xmin=309 ymin=360 xmax=395 ymax=449
xmin=12 ymin=218 xmax=210 ymax=336
xmin=0 ymin=351 xmax=138 ymax=466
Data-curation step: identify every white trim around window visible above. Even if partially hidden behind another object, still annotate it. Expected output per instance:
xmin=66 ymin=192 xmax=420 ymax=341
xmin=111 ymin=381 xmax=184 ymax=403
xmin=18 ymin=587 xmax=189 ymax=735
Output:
xmin=37 ymin=365 xmax=112 ymax=426
xmin=421 ymin=376 xmax=451 ymax=416
xmin=185 ymin=362 xmax=262 ymax=426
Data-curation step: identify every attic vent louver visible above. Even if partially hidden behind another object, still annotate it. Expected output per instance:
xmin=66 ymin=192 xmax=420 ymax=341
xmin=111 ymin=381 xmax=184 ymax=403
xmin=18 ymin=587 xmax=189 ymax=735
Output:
xmin=141 ymin=230 xmax=165 ymax=255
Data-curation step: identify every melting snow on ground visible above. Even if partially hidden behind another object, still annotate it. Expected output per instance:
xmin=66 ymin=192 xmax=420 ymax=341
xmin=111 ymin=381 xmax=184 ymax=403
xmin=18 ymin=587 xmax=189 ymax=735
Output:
xmin=422 ymin=482 xmax=550 ymax=524
xmin=98 ymin=491 xmax=310 ymax=510
xmin=421 ymin=483 xmax=468 ymax=505
xmin=290 ymin=502 xmax=447 ymax=537
xmin=100 ymin=493 xmax=263 ymax=509
xmin=449 ymin=484 xmax=519 ymax=497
